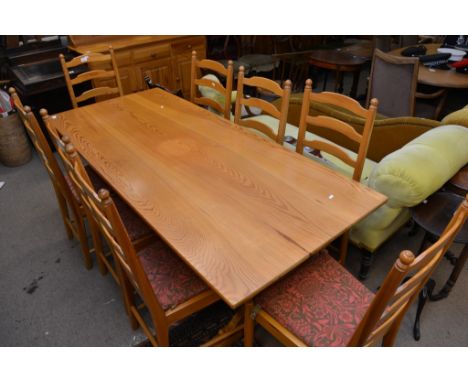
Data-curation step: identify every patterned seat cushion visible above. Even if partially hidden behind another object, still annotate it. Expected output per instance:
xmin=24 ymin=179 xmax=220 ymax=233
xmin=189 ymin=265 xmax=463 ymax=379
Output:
xmin=137 ymin=240 xmax=210 ymax=311
xmin=64 ymin=167 xmax=152 ymax=241
xmin=256 ymin=251 xmax=374 ymax=346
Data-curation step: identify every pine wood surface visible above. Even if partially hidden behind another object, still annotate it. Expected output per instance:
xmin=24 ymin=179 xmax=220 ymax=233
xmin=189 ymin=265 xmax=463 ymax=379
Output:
xmin=50 ymin=88 xmax=387 ymax=307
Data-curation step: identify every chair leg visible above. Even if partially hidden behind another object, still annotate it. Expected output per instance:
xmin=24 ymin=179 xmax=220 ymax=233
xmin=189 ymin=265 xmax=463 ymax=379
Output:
xmin=117 ymin=265 xmax=139 ymax=331
xmin=358 ymin=249 xmax=373 ymax=280
xmin=244 ymin=301 xmax=255 ymax=347
xmin=70 ymin=206 xmax=93 ymax=270
xmin=89 ymin=219 xmax=107 ymax=276
xmin=55 ymin=190 xmax=73 ymax=240
xmin=338 ymin=231 xmax=350 ymax=265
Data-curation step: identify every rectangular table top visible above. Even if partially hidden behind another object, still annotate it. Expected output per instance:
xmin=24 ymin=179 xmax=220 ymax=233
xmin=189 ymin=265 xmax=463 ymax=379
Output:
xmin=51 ymin=88 xmax=387 ymax=308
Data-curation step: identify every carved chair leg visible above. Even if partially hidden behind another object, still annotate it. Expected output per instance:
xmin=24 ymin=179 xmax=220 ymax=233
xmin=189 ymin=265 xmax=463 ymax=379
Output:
xmin=244 ymin=301 xmax=255 ymax=347
xmin=413 ymin=278 xmax=436 ymax=341
xmin=358 ymin=249 xmax=373 ymax=280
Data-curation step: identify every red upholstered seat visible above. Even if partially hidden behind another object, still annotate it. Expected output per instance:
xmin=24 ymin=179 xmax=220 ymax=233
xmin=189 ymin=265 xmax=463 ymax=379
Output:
xmin=256 ymin=251 xmax=374 ymax=346
xmin=137 ymin=240 xmax=209 ymax=311
xmin=65 ymin=167 xmax=152 ymax=241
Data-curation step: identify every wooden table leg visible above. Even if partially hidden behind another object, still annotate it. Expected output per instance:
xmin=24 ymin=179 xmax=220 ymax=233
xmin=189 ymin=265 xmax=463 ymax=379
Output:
xmin=431 ymin=244 xmax=468 ymax=301
xmin=335 ymin=69 xmax=344 ymax=93
xmin=350 ymin=70 xmax=360 ymax=99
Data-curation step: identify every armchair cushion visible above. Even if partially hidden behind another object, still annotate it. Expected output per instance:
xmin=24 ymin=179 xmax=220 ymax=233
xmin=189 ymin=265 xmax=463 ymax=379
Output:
xmin=368 ymin=125 xmax=468 ymax=208
xmin=198 ymin=74 xmax=237 ymax=109
xmin=441 ymin=105 xmax=468 ymax=128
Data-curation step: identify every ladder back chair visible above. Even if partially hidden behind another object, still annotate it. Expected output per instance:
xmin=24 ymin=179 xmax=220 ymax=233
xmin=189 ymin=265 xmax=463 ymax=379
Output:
xmin=55 ymin=135 xmax=155 ymax=282
xmin=64 ymin=143 xmax=240 ymax=347
xmin=297 ymin=79 xmax=378 ymax=264
xmin=190 ymin=50 xmax=234 ymax=120
xmin=60 ymin=46 xmax=123 ymax=109
xmin=244 ymin=195 xmax=468 ymax=347
xmin=234 ymin=65 xmax=292 ymax=144
xmin=8 ymin=88 xmax=93 ymax=269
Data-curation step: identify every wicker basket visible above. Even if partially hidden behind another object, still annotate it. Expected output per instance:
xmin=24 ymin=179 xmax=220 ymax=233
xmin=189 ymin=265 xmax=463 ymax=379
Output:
xmin=0 ymin=113 xmax=32 ymax=167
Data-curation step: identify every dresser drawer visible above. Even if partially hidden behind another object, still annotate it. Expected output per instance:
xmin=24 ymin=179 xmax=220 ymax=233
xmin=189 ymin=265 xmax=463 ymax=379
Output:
xmin=172 ymin=36 xmax=205 ymax=54
xmin=132 ymin=44 xmax=171 ymax=64
xmin=114 ymin=50 xmax=131 ymax=66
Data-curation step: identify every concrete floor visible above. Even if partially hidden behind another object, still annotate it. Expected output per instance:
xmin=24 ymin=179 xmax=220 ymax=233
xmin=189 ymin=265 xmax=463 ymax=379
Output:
xmin=1 ymin=150 xmax=467 ymax=347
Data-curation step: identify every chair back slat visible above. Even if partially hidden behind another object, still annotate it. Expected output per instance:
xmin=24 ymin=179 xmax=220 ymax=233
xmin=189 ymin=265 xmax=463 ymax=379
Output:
xmin=310 ymin=91 xmax=370 ymax=118
xmin=60 ymin=46 xmax=123 ymax=109
xmin=190 ymin=51 xmax=233 ymax=120
xmin=297 ymin=79 xmax=378 ymax=182
xmin=300 ymin=139 xmax=356 ymax=168
xmin=306 ymin=115 xmax=362 ymax=143
xmin=239 ymin=118 xmax=279 ymax=142
xmin=349 ymin=196 xmax=468 ymax=346
xmin=193 ymin=97 xmax=225 ymax=115
xmin=75 ymin=87 xmax=120 ymax=104
xmin=234 ymin=66 xmax=291 ymax=144
xmin=65 ymin=52 xmax=113 ymax=68
xmin=71 ymin=69 xmax=117 ymax=86
xmin=194 ymin=77 xmax=230 ymax=96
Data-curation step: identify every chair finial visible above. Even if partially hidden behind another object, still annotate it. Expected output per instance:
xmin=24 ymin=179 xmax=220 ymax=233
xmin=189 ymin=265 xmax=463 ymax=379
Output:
xmin=397 ymin=250 xmax=415 ymax=270
xmin=305 ymin=79 xmax=313 ymax=89
xmin=8 ymin=87 xmax=16 ymax=96
xmin=24 ymin=105 xmax=32 ymax=113
xmin=61 ymin=135 xmax=71 ymax=145
xmin=65 ymin=143 xmax=78 ymax=160
xmin=370 ymin=98 xmax=379 ymax=109
xmin=284 ymin=79 xmax=292 ymax=90
xmin=98 ymin=189 xmax=111 ymax=204
xmin=39 ymin=108 xmax=49 ymax=119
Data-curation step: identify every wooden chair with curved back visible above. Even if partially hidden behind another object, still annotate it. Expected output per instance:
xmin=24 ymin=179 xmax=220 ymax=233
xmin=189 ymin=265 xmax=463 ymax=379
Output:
xmin=190 ymin=50 xmax=233 ymax=120
xmin=63 ymin=143 xmax=239 ymax=346
xmin=8 ymin=88 xmax=93 ymax=269
xmin=39 ymin=107 xmax=153 ymax=280
xmin=60 ymin=46 xmax=123 ymax=109
xmin=234 ymin=66 xmax=292 ymax=144
xmin=244 ymin=195 xmax=468 ymax=347
xmin=297 ymin=79 xmax=378 ymax=264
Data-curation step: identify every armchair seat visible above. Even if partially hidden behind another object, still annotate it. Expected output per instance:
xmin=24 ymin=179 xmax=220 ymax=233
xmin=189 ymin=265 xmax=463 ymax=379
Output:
xmin=255 ymin=250 xmax=374 ymax=346
xmin=138 ymin=240 xmax=209 ymax=311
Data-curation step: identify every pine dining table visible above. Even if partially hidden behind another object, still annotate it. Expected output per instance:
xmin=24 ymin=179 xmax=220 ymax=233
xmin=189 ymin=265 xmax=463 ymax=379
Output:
xmin=49 ymin=88 xmax=387 ymax=308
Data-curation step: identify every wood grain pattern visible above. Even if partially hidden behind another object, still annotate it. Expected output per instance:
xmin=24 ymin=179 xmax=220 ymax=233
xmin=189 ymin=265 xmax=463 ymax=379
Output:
xmin=50 ymin=88 xmax=387 ymax=308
